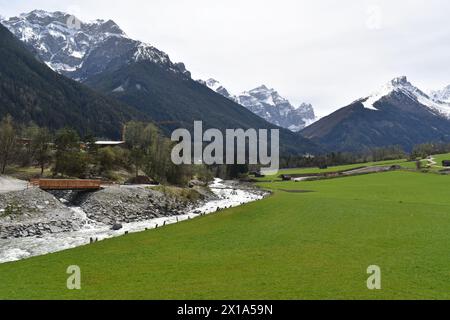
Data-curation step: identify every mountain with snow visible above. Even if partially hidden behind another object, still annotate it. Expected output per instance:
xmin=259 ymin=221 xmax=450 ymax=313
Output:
xmin=199 ymin=79 xmax=317 ymax=132
xmin=361 ymin=76 xmax=450 ymax=119
xmin=1 ymin=10 xmax=190 ymax=80
xmin=302 ymin=76 xmax=450 ymax=151
xmin=0 ymin=10 xmax=321 ymax=154
xmin=0 ymin=10 xmax=322 ymax=155
xmin=236 ymin=85 xmax=317 ymax=132
xmin=197 ymin=79 xmax=234 ymax=100
xmin=0 ymin=22 xmax=142 ymax=139
xmin=430 ymin=85 xmax=450 ymax=104
xmin=1 ymin=9 xmax=318 ymax=134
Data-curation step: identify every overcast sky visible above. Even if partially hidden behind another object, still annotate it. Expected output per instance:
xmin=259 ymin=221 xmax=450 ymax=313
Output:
xmin=1 ymin=0 xmax=449 ymax=116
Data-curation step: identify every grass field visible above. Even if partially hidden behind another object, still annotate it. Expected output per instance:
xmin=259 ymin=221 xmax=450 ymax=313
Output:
xmin=1 ymin=169 xmax=449 ymax=300
xmin=257 ymin=159 xmax=412 ymax=182
xmin=260 ymin=153 xmax=450 ymax=180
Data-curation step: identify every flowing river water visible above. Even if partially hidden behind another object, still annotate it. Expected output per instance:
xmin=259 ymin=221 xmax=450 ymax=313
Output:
xmin=0 ymin=179 xmax=265 ymax=264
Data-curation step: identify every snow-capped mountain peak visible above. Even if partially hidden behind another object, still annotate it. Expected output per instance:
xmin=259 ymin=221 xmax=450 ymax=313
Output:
xmin=20 ymin=9 xmax=56 ymax=19
xmin=205 ymin=78 xmax=222 ymax=90
xmin=249 ymin=85 xmax=270 ymax=95
xmin=198 ymin=79 xmax=317 ymax=131
xmin=133 ymin=43 xmax=169 ymax=64
xmin=361 ymin=76 xmax=450 ymax=118
xmin=430 ymin=85 xmax=450 ymax=104
xmin=199 ymin=78 xmax=234 ymax=99
xmin=362 ymin=76 xmax=410 ymax=110
xmin=245 ymin=85 xmax=290 ymax=108
xmin=1 ymin=10 xmax=189 ymax=79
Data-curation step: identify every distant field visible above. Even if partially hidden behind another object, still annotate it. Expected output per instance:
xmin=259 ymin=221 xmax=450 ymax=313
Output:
xmin=257 ymin=159 xmax=411 ymax=181
xmin=262 ymin=154 xmax=450 ymax=180
xmin=0 ymin=170 xmax=449 ymax=299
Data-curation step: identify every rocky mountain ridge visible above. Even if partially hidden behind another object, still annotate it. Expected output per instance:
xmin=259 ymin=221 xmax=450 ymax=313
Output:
xmin=199 ymin=78 xmax=317 ymax=132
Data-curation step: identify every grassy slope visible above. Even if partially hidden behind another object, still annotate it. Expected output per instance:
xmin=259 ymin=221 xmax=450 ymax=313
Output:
xmin=1 ymin=170 xmax=449 ymax=299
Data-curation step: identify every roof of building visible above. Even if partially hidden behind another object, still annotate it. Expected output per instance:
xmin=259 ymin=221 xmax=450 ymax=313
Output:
xmin=95 ymin=141 xmax=125 ymax=145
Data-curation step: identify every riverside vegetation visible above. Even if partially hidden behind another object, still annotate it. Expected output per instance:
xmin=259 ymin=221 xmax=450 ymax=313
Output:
xmin=0 ymin=116 xmax=213 ymax=185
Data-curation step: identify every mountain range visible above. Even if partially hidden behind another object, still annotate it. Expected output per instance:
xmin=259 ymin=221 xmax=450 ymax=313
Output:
xmin=1 ymin=10 xmax=318 ymax=134
xmin=199 ymin=79 xmax=317 ymax=132
xmin=302 ymin=76 xmax=450 ymax=151
xmin=1 ymin=10 xmax=191 ymax=81
xmin=0 ymin=22 xmax=142 ymax=139
xmin=1 ymin=10 xmax=450 ymax=155
xmin=0 ymin=10 xmax=320 ymax=155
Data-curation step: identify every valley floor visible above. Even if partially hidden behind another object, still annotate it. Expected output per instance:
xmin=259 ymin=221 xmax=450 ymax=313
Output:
xmin=0 ymin=168 xmax=449 ymax=299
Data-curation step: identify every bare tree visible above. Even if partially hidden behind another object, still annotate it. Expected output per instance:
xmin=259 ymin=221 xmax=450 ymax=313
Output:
xmin=123 ymin=121 xmax=156 ymax=178
xmin=0 ymin=115 xmax=17 ymax=174
xmin=30 ymin=127 xmax=53 ymax=176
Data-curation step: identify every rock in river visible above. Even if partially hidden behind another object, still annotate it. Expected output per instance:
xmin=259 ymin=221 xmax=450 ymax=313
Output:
xmin=112 ymin=223 xmax=123 ymax=231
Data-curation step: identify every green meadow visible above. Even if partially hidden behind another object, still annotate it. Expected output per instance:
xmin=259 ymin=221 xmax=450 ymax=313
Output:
xmin=263 ymin=159 xmax=410 ymax=180
xmin=0 ymin=160 xmax=449 ymax=299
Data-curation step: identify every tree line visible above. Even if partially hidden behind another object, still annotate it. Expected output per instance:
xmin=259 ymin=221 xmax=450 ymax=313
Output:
xmin=2 ymin=114 xmax=450 ymax=181
xmin=0 ymin=116 xmax=212 ymax=185
xmin=280 ymin=143 xmax=450 ymax=170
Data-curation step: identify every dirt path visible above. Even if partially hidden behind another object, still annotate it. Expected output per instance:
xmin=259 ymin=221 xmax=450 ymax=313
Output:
xmin=0 ymin=176 xmax=28 ymax=194
xmin=427 ymin=156 xmax=437 ymax=167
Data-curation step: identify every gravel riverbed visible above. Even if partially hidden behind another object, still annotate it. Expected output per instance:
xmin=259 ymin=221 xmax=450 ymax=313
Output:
xmin=0 ymin=179 xmax=268 ymax=264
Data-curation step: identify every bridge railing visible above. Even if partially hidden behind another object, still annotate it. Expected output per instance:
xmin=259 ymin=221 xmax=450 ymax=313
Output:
xmin=30 ymin=179 xmax=102 ymax=190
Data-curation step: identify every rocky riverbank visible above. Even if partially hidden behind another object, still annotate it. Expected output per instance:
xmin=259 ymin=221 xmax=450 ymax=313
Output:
xmin=0 ymin=179 xmax=268 ymax=264
xmin=0 ymin=184 xmax=210 ymax=239
xmin=51 ymin=185 xmax=213 ymax=226
xmin=0 ymin=188 xmax=83 ymax=239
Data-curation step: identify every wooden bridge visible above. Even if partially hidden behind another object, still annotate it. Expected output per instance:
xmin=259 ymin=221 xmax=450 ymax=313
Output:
xmin=30 ymin=179 xmax=102 ymax=191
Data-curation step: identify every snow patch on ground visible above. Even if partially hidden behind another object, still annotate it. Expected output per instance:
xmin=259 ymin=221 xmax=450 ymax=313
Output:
xmin=0 ymin=176 xmax=28 ymax=194
xmin=112 ymin=85 xmax=125 ymax=93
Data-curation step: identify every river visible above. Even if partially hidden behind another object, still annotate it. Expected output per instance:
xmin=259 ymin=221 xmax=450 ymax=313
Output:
xmin=0 ymin=179 xmax=265 ymax=264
